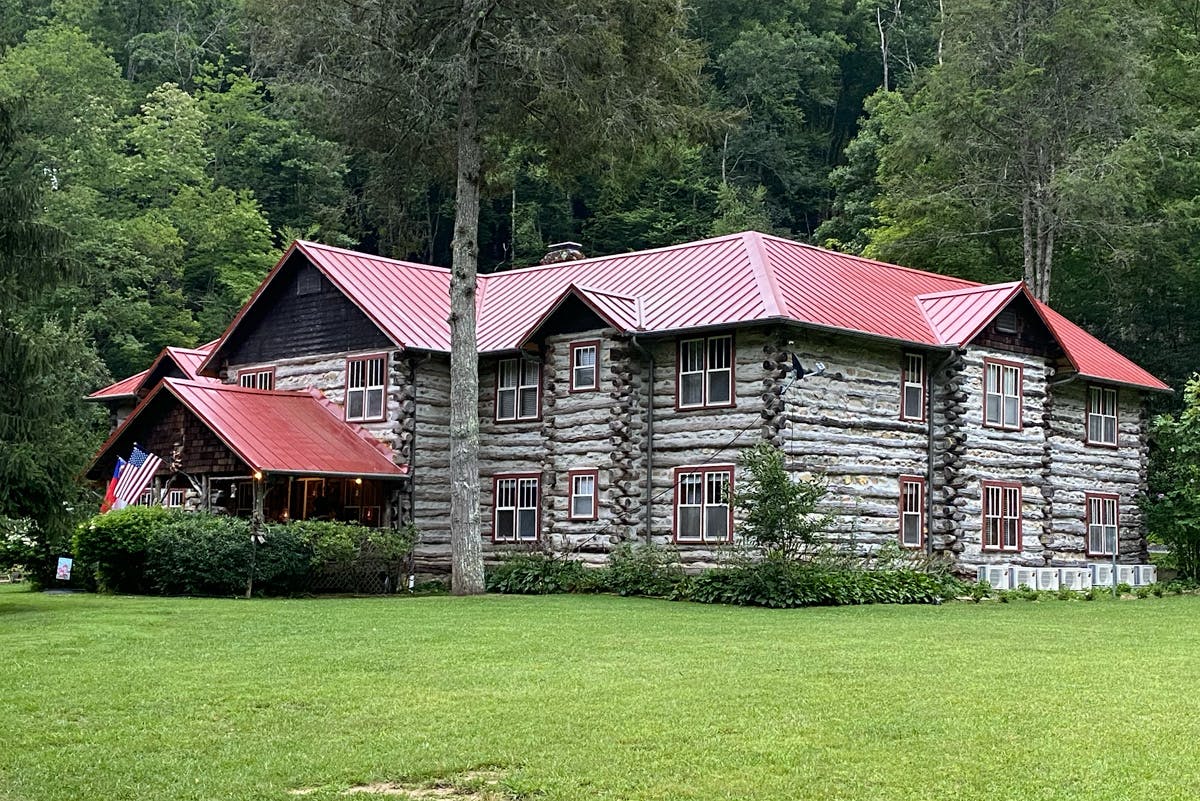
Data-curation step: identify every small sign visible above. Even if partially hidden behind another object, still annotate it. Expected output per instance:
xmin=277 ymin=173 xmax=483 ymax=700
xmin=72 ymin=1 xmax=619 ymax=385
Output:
xmin=56 ymin=557 xmax=73 ymax=581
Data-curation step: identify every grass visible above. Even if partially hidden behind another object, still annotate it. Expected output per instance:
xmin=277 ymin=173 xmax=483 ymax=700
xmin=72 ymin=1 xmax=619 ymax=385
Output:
xmin=3 ymin=587 xmax=1200 ymax=801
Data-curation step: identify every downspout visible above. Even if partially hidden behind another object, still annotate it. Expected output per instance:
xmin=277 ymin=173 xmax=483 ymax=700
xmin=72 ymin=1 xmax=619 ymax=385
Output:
xmin=927 ymin=349 xmax=961 ymax=557
xmin=630 ymin=335 xmax=655 ymax=545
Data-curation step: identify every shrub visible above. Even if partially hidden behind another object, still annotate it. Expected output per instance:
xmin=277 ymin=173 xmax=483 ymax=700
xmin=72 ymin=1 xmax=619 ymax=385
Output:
xmin=73 ymin=507 xmax=173 ymax=593
xmin=1116 ymin=582 xmax=1133 ymax=595
xmin=486 ymin=552 xmax=592 ymax=594
xmin=684 ymin=557 xmax=964 ymax=608
xmin=603 ymin=543 xmax=685 ymax=598
xmin=735 ymin=441 xmax=832 ymax=558
xmin=0 ymin=517 xmax=38 ymax=570
xmin=276 ymin=520 xmax=360 ymax=565
xmin=145 ymin=514 xmax=254 ymax=596
xmin=968 ymin=580 xmax=992 ymax=602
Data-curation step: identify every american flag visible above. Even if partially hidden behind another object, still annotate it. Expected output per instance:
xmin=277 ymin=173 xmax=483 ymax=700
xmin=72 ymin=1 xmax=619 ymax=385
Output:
xmin=112 ymin=445 xmax=163 ymax=510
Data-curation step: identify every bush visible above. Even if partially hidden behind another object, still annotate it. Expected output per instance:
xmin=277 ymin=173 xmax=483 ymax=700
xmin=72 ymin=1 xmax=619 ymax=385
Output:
xmin=684 ymin=557 xmax=964 ymax=608
xmin=145 ymin=514 xmax=254 ymax=596
xmin=735 ymin=442 xmax=831 ymax=558
xmin=603 ymin=543 xmax=685 ymax=598
xmin=73 ymin=507 xmax=173 ymax=593
xmin=486 ymin=553 xmax=593 ymax=594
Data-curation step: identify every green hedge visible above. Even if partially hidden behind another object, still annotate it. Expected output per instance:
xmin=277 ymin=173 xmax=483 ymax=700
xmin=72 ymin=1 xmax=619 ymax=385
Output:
xmin=485 ymin=547 xmax=965 ymax=608
xmin=73 ymin=511 xmax=413 ymax=597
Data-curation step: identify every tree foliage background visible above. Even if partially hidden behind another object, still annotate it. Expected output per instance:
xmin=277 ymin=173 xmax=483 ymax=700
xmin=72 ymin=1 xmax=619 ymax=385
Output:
xmin=4 ymin=0 xmax=1200 ymax=541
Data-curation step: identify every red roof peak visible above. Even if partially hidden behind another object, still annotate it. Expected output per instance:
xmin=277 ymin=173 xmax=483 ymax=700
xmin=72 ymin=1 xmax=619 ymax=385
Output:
xmin=295 ymin=240 xmax=450 ymax=275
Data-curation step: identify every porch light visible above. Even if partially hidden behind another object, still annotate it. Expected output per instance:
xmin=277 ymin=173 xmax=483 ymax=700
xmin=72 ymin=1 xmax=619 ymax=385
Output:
xmin=253 ymin=471 xmax=263 ymax=481
xmin=354 ymin=477 xmax=363 ymax=485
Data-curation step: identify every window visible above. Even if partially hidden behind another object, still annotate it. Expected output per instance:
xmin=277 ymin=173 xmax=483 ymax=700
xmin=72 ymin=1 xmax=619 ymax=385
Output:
xmin=496 ymin=357 xmax=541 ymax=421
xmin=901 ymin=353 xmax=925 ymax=421
xmin=568 ymin=470 xmax=598 ymax=521
xmin=899 ymin=476 xmax=924 ymax=549
xmin=674 ymin=466 xmax=733 ymax=543
xmin=1087 ymin=386 xmax=1118 ymax=446
xmin=297 ymin=269 xmax=322 ymax=296
xmin=346 ymin=354 xmax=386 ymax=422
xmin=570 ymin=341 xmax=599 ymax=392
xmin=678 ymin=334 xmax=733 ymax=409
xmin=984 ymin=360 xmax=1022 ymax=429
xmin=982 ymin=481 xmax=1021 ymax=552
xmin=493 ymin=475 xmax=540 ymax=542
xmin=238 ymin=367 xmax=275 ymax=390
xmin=1086 ymin=494 xmax=1119 ymax=556
xmin=167 ymin=489 xmax=185 ymax=508
xmin=995 ymin=309 xmax=1019 ymax=334
xmin=135 ymin=488 xmax=155 ymax=507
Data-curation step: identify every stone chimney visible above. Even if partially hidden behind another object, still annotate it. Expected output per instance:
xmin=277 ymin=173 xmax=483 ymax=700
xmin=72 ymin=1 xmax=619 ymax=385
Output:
xmin=539 ymin=241 xmax=586 ymax=265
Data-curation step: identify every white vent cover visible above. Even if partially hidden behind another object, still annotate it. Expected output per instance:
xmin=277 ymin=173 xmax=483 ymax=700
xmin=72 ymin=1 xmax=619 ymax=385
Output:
xmin=1011 ymin=567 xmax=1038 ymax=589
xmin=1036 ymin=568 xmax=1060 ymax=592
xmin=976 ymin=565 xmax=1010 ymax=590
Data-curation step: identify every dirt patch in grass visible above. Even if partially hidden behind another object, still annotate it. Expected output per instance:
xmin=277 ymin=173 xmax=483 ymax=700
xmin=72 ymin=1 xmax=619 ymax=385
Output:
xmin=335 ymin=769 xmax=508 ymax=799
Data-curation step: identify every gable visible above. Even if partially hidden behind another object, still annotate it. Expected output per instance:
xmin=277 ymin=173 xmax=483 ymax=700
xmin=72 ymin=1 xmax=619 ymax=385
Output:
xmin=972 ymin=293 xmax=1064 ymax=362
xmin=525 ymin=294 xmax=615 ymax=345
xmin=221 ymin=252 xmax=394 ymax=367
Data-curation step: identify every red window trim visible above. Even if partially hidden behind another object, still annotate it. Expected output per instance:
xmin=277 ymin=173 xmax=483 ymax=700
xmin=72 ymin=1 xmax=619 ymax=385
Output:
xmin=1085 ymin=384 xmax=1119 ymax=448
xmin=898 ymin=475 xmax=925 ymax=550
xmin=981 ymin=480 xmax=1022 ymax=552
xmin=567 ymin=469 xmax=599 ymax=521
xmin=675 ymin=333 xmax=736 ymax=411
xmin=982 ymin=358 xmax=1023 ymax=431
xmin=1084 ymin=492 xmax=1120 ymax=557
xmin=494 ymin=355 xmax=542 ymax=423
xmin=672 ymin=464 xmax=735 ymax=544
xmin=345 ymin=352 xmax=389 ymax=423
xmin=237 ymin=366 xmax=276 ymax=390
xmin=491 ymin=472 xmax=541 ymax=543
xmin=900 ymin=352 xmax=926 ymax=422
xmin=568 ymin=340 xmax=601 ymax=393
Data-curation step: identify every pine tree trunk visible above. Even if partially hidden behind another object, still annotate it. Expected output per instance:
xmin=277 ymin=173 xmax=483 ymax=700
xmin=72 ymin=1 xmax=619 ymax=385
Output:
xmin=448 ymin=4 xmax=487 ymax=596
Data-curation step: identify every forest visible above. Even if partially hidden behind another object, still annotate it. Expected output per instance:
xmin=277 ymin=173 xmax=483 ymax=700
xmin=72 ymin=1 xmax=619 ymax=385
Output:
xmin=4 ymin=0 xmax=1200 ymax=561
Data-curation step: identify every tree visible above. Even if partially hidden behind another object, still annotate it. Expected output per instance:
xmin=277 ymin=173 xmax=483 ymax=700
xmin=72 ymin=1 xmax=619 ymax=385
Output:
xmin=252 ymin=0 xmax=705 ymax=593
xmin=735 ymin=441 xmax=831 ymax=560
xmin=865 ymin=0 xmax=1148 ymax=300
xmin=0 ymin=99 xmax=107 ymax=554
xmin=1145 ymin=375 xmax=1200 ymax=579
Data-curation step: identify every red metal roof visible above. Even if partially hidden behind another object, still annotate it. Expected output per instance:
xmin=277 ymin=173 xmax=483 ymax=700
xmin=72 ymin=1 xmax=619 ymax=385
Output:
xmin=200 ymin=231 xmax=1168 ymax=391
xmin=917 ymin=283 xmax=1025 ymax=346
xmin=88 ymin=341 xmax=219 ymax=400
xmin=91 ymin=379 xmax=408 ymax=479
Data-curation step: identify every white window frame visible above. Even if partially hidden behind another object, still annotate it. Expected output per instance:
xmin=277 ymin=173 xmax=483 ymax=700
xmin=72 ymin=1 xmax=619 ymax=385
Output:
xmin=674 ymin=466 xmax=733 ymax=543
xmin=984 ymin=360 xmax=1022 ymax=430
xmin=568 ymin=470 xmax=598 ymax=521
xmin=570 ymin=341 xmax=599 ymax=392
xmin=677 ymin=334 xmax=733 ymax=409
xmin=167 ymin=489 xmax=185 ymax=508
xmin=1087 ymin=494 xmax=1119 ymax=557
xmin=901 ymin=353 xmax=925 ymax=421
xmin=346 ymin=354 xmax=387 ymax=422
xmin=493 ymin=475 xmax=540 ymax=542
xmin=982 ymin=482 xmax=1021 ymax=552
xmin=496 ymin=357 xmax=541 ymax=421
xmin=238 ymin=367 xmax=275 ymax=390
xmin=899 ymin=476 xmax=924 ymax=549
xmin=1087 ymin=386 xmax=1118 ymax=446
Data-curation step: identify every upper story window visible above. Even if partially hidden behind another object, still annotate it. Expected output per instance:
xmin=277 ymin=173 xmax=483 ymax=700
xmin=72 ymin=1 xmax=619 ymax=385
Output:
xmin=346 ymin=354 xmax=386 ymax=422
xmin=1087 ymin=386 xmax=1118 ymax=446
xmin=678 ymin=334 xmax=733 ymax=409
xmin=494 ymin=474 xmax=540 ymax=542
xmin=238 ymin=367 xmax=275 ymax=390
xmin=899 ymin=476 xmax=924 ymax=549
xmin=674 ymin=465 xmax=733 ymax=544
xmin=901 ymin=353 xmax=925 ymax=421
xmin=570 ymin=341 xmax=599 ymax=392
xmin=984 ymin=360 xmax=1022 ymax=430
xmin=569 ymin=470 xmax=598 ymax=521
xmin=982 ymin=481 xmax=1021 ymax=552
xmin=1086 ymin=493 xmax=1118 ymax=557
xmin=496 ymin=357 xmax=540 ymax=421
xmin=296 ymin=269 xmax=322 ymax=296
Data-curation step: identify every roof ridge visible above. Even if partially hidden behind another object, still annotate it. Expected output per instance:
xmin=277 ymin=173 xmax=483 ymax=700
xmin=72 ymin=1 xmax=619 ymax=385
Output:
xmin=741 ymin=231 xmax=786 ymax=317
xmin=297 ymin=240 xmax=451 ymax=274
xmin=757 ymin=233 xmax=984 ymax=288
xmin=916 ymin=280 xmax=1024 ymax=301
xmin=481 ymin=231 xmax=748 ymax=280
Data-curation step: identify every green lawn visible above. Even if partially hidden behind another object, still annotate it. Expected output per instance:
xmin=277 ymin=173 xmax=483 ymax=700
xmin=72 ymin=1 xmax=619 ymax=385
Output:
xmin=2 ymin=587 xmax=1199 ymax=801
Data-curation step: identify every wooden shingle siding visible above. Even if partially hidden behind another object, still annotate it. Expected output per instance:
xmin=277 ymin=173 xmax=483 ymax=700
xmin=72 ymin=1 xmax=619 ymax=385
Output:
xmin=224 ymin=258 xmax=393 ymax=365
